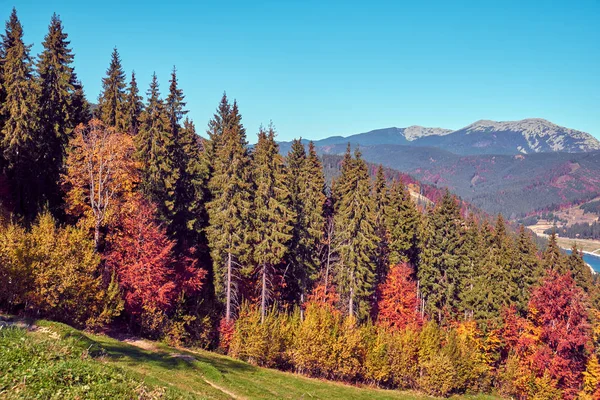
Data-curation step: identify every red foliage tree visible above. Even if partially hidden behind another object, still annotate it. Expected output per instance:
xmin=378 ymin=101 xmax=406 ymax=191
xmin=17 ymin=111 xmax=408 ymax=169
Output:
xmin=375 ymin=263 xmax=422 ymax=331
xmin=502 ymin=272 xmax=592 ymax=398
xmin=106 ymin=197 xmax=204 ymax=323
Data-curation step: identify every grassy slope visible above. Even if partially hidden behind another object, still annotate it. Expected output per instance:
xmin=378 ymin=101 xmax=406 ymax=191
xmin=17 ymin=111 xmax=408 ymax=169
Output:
xmin=1 ymin=319 xmax=500 ymax=400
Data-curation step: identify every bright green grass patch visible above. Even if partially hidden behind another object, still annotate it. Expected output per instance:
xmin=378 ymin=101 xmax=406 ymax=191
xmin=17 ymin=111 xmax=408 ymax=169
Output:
xmin=1 ymin=319 xmax=501 ymax=399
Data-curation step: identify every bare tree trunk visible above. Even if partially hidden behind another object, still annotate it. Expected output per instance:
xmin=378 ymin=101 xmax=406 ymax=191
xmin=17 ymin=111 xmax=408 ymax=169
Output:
xmin=300 ymin=292 xmax=304 ymax=321
xmin=324 ymin=219 xmax=333 ymax=301
xmin=94 ymin=220 xmax=101 ymax=251
xmin=349 ymin=286 xmax=354 ymax=318
xmin=225 ymin=252 xmax=232 ymax=322
xmin=261 ymin=263 xmax=267 ymax=324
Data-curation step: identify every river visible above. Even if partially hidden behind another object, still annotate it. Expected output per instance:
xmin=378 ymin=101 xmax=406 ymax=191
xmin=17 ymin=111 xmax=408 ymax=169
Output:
xmin=564 ymin=249 xmax=600 ymax=272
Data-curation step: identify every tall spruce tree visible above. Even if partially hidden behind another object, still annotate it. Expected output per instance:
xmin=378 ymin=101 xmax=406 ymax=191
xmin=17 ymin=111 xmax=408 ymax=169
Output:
xmin=284 ymin=140 xmax=326 ymax=308
xmin=567 ymin=244 xmax=594 ymax=293
xmin=333 ymin=148 xmax=378 ymax=320
xmin=124 ymin=71 xmax=143 ymax=135
xmin=36 ymin=13 xmax=78 ymax=214
xmin=386 ymin=178 xmax=421 ymax=268
xmin=98 ymin=47 xmax=126 ymax=130
xmin=204 ymin=92 xmax=232 ymax=169
xmin=512 ymin=225 xmax=541 ymax=311
xmin=372 ymin=165 xmax=389 ymax=284
xmin=0 ymin=8 xmax=40 ymax=218
xmin=251 ymin=124 xmax=294 ymax=322
xmin=135 ymin=73 xmax=178 ymax=226
xmin=70 ymin=76 xmax=90 ymax=126
xmin=206 ymin=98 xmax=252 ymax=322
xmin=418 ymin=191 xmax=466 ymax=324
xmin=543 ymin=231 xmax=566 ymax=273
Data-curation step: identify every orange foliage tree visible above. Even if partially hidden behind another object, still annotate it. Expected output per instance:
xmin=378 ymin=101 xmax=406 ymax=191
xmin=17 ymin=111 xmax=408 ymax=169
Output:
xmin=376 ymin=263 xmax=422 ymax=331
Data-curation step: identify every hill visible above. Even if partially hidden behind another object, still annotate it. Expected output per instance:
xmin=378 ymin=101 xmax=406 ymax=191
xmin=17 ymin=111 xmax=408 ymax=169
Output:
xmin=0 ymin=317 xmax=498 ymax=400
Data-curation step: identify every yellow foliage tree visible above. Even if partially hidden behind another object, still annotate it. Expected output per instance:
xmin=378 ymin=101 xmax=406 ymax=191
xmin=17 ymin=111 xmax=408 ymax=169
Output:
xmin=63 ymin=119 xmax=139 ymax=250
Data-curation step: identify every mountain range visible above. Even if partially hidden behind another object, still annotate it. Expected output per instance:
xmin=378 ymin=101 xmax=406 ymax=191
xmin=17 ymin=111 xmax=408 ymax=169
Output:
xmin=280 ymin=118 xmax=600 ymax=156
xmin=279 ymin=119 xmax=600 ymax=218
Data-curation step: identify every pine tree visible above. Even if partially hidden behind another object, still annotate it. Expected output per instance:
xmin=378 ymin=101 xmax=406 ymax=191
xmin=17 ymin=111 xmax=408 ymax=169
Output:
xmin=386 ymin=178 xmax=421 ymax=268
xmin=98 ymin=47 xmax=126 ymax=130
xmin=0 ymin=8 xmax=40 ymax=218
xmin=205 ymin=92 xmax=232 ymax=168
xmin=69 ymin=76 xmax=90 ymax=126
xmin=135 ymin=73 xmax=178 ymax=225
xmin=567 ymin=244 xmax=594 ymax=293
xmin=36 ymin=13 xmax=79 ymax=215
xmin=418 ymin=191 xmax=466 ymax=324
xmin=543 ymin=231 xmax=566 ymax=273
xmin=333 ymin=148 xmax=378 ymax=320
xmin=251 ymin=124 xmax=294 ymax=322
xmin=372 ymin=165 xmax=389 ymax=285
xmin=284 ymin=139 xmax=326 ymax=308
xmin=206 ymin=98 xmax=252 ymax=322
xmin=512 ymin=225 xmax=541 ymax=310
xmin=124 ymin=71 xmax=143 ymax=135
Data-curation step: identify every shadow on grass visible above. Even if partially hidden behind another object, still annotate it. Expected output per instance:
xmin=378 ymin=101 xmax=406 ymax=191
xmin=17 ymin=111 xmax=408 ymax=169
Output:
xmin=99 ymin=340 xmax=257 ymax=375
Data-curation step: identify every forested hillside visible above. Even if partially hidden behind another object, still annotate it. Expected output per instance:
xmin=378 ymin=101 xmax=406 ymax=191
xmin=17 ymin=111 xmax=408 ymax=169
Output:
xmin=2 ymin=8 xmax=600 ymax=399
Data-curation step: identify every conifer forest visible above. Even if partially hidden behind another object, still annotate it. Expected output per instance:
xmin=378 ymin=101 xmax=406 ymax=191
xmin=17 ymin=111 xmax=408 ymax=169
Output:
xmin=1 ymin=8 xmax=600 ymax=399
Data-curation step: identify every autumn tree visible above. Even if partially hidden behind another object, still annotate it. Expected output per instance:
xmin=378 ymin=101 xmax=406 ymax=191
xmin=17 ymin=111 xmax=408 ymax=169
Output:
xmin=63 ymin=119 xmax=139 ymax=250
xmin=502 ymin=272 xmax=592 ymax=398
xmin=376 ymin=263 xmax=421 ymax=330
xmin=105 ymin=198 xmax=204 ymax=336
xmin=250 ymin=124 xmax=294 ymax=322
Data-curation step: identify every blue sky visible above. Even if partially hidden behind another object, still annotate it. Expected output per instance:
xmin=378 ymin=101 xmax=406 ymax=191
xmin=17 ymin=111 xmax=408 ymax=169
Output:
xmin=6 ymin=0 xmax=600 ymax=141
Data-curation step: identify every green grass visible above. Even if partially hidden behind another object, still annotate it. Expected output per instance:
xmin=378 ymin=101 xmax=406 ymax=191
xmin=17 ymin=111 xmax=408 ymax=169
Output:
xmin=0 ymin=318 xmax=501 ymax=399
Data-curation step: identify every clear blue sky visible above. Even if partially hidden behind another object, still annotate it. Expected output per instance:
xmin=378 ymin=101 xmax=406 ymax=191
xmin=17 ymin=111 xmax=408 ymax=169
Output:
xmin=6 ymin=0 xmax=600 ymax=141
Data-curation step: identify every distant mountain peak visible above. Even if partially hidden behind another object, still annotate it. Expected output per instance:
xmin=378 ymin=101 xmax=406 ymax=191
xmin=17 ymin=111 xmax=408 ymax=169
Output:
xmin=459 ymin=118 xmax=600 ymax=153
xmin=403 ymin=125 xmax=453 ymax=141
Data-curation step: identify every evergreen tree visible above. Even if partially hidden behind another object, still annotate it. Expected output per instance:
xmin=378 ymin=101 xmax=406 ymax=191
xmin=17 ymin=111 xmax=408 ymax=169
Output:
xmin=284 ymin=140 xmax=326 ymax=309
xmin=567 ymin=244 xmax=594 ymax=293
xmin=205 ymin=92 xmax=232 ymax=168
xmin=124 ymin=71 xmax=143 ymax=135
xmin=166 ymin=66 xmax=187 ymax=137
xmin=251 ymin=124 xmax=294 ymax=322
xmin=0 ymin=8 xmax=40 ymax=218
xmin=135 ymin=73 xmax=178 ymax=225
xmin=418 ymin=191 xmax=466 ymax=324
xmin=333 ymin=148 xmax=378 ymax=320
xmin=69 ymin=76 xmax=90 ymax=126
xmin=458 ymin=215 xmax=483 ymax=320
xmin=512 ymin=225 xmax=541 ymax=310
xmin=543 ymin=231 xmax=566 ymax=273
xmin=386 ymin=178 xmax=421 ymax=268
xmin=98 ymin=47 xmax=126 ymax=130
xmin=206 ymin=98 xmax=252 ymax=322
xmin=372 ymin=165 xmax=389 ymax=285
xmin=36 ymin=13 xmax=79 ymax=214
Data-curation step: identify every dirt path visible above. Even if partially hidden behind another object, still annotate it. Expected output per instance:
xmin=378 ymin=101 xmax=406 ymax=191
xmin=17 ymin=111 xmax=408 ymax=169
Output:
xmin=121 ymin=335 xmax=245 ymax=400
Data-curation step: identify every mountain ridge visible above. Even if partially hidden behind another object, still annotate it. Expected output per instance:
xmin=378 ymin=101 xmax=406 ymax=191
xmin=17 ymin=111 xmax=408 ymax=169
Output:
xmin=279 ymin=118 xmax=600 ymax=156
